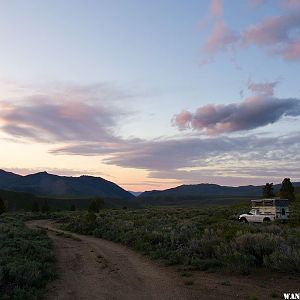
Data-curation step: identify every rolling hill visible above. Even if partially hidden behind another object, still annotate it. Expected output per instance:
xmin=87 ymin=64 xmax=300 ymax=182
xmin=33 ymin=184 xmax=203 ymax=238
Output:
xmin=138 ymin=182 xmax=300 ymax=207
xmin=0 ymin=169 xmax=134 ymax=200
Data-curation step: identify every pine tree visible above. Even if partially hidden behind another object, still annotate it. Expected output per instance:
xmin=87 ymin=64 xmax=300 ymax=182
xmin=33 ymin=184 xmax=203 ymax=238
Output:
xmin=263 ymin=183 xmax=274 ymax=198
xmin=279 ymin=178 xmax=295 ymax=201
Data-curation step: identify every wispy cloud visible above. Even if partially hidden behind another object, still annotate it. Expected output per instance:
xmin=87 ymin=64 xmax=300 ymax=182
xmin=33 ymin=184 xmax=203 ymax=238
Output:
xmin=51 ymin=132 xmax=300 ymax=184
xmin=247 ymin=80 xmax=278 ymax=96
xmin=203 ymin=21 xmax=238 ymax=54
xmin=281 ymin=0 xmax=300 ymax=9
xmin=0 ymin=83 xmax=130 ymax=143
xmin=202 ymin=0 xmax=300 ymax=61
xmin=242 ymin=12 xmax=300 ymax=60
xmin=210 ymin=0 xmax=224 ymax=17
xmin=0 ymin=100 xmax=119 ymax=142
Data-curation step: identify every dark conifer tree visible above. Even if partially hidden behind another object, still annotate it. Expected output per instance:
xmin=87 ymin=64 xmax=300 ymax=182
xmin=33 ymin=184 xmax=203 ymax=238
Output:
xmin=263 ymin=183 xmax=275 ymax=198
xmin=279 ymin=178 xmax=295 ymax=201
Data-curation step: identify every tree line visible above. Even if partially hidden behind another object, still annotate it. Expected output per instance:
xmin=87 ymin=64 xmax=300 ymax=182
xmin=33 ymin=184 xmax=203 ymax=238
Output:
xmin=263 ymin=178 xmax=295 ymax=201
xmin=0 ymin=197 xmax=104 ymax=215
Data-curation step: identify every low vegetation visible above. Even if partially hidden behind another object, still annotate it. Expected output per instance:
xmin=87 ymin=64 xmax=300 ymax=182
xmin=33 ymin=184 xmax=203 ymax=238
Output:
xmin=0 ymin=183 xmax=298 ymax=300
xmin=61 ymin=197 xmax=300 ymax=275
xmin=0 ymin=215 xmax=56 ymax=300
xmin=0 ymin=189 xmax=137 ymax=212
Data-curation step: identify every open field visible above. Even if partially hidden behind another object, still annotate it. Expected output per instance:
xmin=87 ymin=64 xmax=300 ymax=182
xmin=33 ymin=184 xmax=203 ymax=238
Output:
xmin=60 ymin=200 xmax=300 ymax=275
xmin=1 ymin=192 xmax=299 ymax=299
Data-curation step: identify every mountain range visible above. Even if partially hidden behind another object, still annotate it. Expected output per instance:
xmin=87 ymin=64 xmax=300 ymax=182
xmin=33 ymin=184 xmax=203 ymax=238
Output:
xmin=1 ymin=169 xmax=299 ymax=209
xmin=137 ymin=182 xmax=300 ymax=206
xmin=0 ymin=169 xmax=134 ymax=200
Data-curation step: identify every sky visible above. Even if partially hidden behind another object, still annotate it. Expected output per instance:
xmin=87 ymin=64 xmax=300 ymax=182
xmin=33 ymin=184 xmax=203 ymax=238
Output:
xmin=0 ymin=0 xmax=300 ymax=191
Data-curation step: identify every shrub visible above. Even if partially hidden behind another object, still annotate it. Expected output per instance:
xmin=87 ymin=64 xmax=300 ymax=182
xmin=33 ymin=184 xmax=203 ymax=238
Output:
xmin=264 ymin=245 xmax=300 ymax=273
xmin=85 ymin=212 xmax=97 ymax=224
xmin=233 ymin=233 xmax=283 ymax=265
xmin=0 ymin=216 xmax=56 ymax=299
xmin=60 ymin=206 xmax=300 ymax=275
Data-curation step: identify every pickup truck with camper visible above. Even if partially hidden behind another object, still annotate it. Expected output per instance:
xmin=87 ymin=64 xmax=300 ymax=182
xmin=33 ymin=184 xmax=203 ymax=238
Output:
xmin=239 ymin=198 xmax=289 ymax=223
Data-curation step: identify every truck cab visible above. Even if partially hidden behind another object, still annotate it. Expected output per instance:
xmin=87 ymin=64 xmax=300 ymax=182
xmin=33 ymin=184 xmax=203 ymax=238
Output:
xmin=239 ymin=199 xmax=289 ymax=223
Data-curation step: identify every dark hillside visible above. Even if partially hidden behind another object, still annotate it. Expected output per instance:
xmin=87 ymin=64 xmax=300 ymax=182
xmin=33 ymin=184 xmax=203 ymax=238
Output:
xmin=0 ymin=169 xmax=134 ymax=200
xmin=0 ymin=189 xmax=138 ymax=211
xmin=138 ymin=182 xmax=300 ymax=207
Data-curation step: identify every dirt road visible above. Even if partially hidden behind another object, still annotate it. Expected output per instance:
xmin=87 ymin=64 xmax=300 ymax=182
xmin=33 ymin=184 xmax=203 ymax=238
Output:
xmin=27 ymin=220 xmax=300 ymax=300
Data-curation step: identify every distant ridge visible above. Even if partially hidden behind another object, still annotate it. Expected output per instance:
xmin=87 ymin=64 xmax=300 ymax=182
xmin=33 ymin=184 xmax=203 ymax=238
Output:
xmin=138 ymin=182 xmax=300 ymax=207
xmin=0 ymin=169 xmax=134 ymax=200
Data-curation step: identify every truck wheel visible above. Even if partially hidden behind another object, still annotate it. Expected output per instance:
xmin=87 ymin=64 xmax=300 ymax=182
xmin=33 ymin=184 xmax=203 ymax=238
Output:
xmin=240 ymin=217 xmax=248 ymax=223
xmin=263 ymin=218 xmax=271 ymax=222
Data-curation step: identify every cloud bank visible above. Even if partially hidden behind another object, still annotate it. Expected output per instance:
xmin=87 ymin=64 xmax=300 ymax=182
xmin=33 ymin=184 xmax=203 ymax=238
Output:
xmin=51 ymin=133 xmax=300 ymax=183
xmin=1 ymin=81 xmax=299 ymax=184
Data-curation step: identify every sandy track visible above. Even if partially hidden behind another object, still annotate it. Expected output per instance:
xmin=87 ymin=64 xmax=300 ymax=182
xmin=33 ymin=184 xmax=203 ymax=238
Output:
xmin=27 ymin=220 xmax=300 ymax=300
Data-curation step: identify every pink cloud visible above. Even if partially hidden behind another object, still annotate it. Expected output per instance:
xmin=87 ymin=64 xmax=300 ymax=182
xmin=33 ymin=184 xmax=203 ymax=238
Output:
xmin=0 ymin=100 xmax=119 ymax=142
xmin=173 ymin=95 xmax=300 ymax=135
xmin=243 ymin=13 xmax=299 ymax=46
xmin=173 ymin=110 xmax=192 ymax=130
xmin=247 ymin=81 xmax=278 ymax=96
xmin=282 ymin=0 xmax=300 ymax=9
xmin=279 ymin=40 xmax=300 ymax=60
xmin=210 ymin=0 xmax=223 ymax=17
xmin=0 ymin=82 xmax=133 ymax=139
xmin=201 ymin=2 xmax=300 ymax=61
xmin=242 ymin=12 xmax=300 ymax=60
xmin=203 ymin=21 xmax=238 ymax=54
xmin=0 ymin=82 xmax=131 ymax=143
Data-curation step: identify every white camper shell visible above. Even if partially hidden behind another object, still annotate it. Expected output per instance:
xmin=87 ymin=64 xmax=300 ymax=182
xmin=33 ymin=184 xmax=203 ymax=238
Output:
xmin=239 ymin=198 xmax=289 ymax=223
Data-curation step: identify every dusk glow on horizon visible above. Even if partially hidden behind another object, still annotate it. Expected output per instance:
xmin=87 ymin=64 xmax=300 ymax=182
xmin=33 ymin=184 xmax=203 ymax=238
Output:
xmin=1 ymin=0 xmax=300 ymax=191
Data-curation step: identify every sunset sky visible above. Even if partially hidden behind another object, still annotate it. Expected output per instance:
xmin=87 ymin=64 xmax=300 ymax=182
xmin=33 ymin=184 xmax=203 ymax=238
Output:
xmin=0 ymin=0 xmax=300 ymax=191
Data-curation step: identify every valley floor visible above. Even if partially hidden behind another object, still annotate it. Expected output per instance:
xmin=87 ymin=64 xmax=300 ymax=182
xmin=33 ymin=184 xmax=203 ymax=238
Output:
xmin=27 ymin=220 xmax=299 ymax=300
